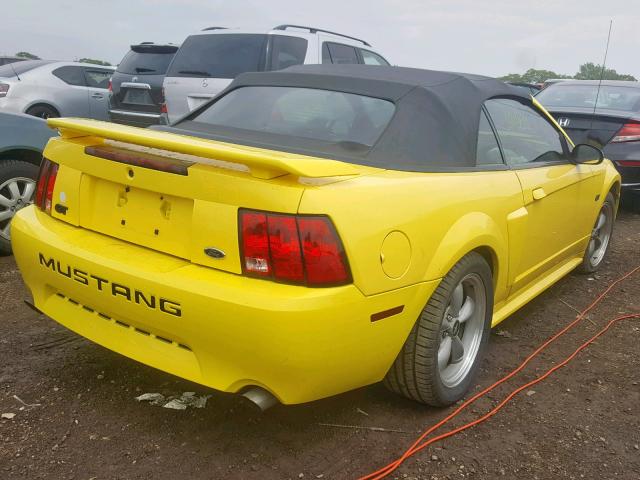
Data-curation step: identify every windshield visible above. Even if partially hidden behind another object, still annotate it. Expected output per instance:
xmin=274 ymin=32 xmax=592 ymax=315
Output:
xmin=117 ymin=51 xmax=175 ymax=75
xmin=537 ymin=84 xmax=640 ymax=112
xmin=167 ymin=34 xmax=267 ymax=79
xmin=187 ymin=86 xmax=395 ymax=148
xmin=0 ymin=60 xmax=52 ymax=77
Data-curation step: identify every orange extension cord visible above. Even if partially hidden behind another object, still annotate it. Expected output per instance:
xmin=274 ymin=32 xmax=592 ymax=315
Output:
xmin=359 ymin=265 xmax=640 ymax=480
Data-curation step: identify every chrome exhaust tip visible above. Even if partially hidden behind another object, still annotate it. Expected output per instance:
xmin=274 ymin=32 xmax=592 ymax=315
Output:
xmin=241 ymin=387 xmax=279 ymax=412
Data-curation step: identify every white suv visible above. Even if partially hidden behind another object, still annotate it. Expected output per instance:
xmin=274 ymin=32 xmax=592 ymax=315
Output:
xmin=162 ymin=24 xmax=390 ymax=123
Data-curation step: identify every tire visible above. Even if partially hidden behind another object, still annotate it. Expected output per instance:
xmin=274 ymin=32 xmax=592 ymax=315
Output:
xmin=578 ymin=192 xmax=615 ymax=274
xmin=384 ymin=252 xmax=493 ymax=406
xmin=25 ymin=104 xmax=59 ymax=119
xmin=0 ymin=160 xmax=39 ymax=256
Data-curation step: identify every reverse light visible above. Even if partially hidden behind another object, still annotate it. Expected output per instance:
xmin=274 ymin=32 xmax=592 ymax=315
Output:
xmin=35 ymin=158 xmax=59 ymax=214
xmin=0 ymin=83 xmax=9 ymax=98
xmin=611 ymin=122 xmax=640 ymax=143
xmin=239 ymin=209 xmax=351 ymax=287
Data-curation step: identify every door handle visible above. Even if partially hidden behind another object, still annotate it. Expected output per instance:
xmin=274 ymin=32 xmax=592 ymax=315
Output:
xmin=91 ymin=93 xmax=104 ymax=99
xmin=532 ymin=187 xmax=546 ymax=200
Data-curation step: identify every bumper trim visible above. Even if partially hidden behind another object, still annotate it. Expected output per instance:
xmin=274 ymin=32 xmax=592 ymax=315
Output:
xmin=109 ymin=109 xmax=161 ymax=119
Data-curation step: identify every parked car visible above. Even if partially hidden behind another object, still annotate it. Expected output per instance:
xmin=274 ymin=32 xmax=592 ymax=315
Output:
xmin=109 ymin=43 xmax=179 ymax=127
xmin=163 ymin=24 xmax=390 ymax=123
xmin=0 ymin=60 xmax=115 ymax=119
xmin=536 ymin=80 xmax=640 ymax=210
xmin=0 ymin=56 xmax=27 ymax=66
xmin=12 ymin=65 xmax=619 ymax=409
xmin=505 ymin=81 xmax=541 ymax=96
xmin=0 ymin=112 xmax=56 ymax=255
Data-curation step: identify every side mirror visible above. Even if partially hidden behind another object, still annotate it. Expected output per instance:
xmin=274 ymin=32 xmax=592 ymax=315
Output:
xmin=571 ymin=143 xmax=604 ymax=165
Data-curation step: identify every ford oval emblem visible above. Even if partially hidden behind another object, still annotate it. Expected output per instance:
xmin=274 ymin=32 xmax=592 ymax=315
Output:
xmin=132 ymin=76 xmax=138 ymax=82
xmin=204 ymin=247 xmax=225 ymax=259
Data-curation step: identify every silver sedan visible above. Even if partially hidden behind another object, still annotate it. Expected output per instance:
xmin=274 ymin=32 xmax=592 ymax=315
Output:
xmin=0 ymin=60 xmax=115 ymax=119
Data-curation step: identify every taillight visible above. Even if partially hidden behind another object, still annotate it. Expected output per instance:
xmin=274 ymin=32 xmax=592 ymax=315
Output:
xmin=107 ymin=78 xmax=112 ymax=92
xmin=616 ymin=160 xmax=640 ymax=167
xmin=611 ymin=122 xmax=640 ymax=143
xmin=35 ymin=158 xmax=59 ymax=214
xmin=239 ymin=209 xmax=351 ymax=287
xmin=160 ymin=87 xmax=168 ymax=114
xmin=0 ymin=83 xmax=9 ymax=98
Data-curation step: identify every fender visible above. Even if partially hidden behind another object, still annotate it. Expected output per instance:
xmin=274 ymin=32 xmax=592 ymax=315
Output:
xmin=423 ymin=211 xmax=508 ymax=303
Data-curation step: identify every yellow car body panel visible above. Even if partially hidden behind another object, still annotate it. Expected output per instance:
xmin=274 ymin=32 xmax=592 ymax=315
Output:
xmin=11 ymin=111 xmax=620 ymax=404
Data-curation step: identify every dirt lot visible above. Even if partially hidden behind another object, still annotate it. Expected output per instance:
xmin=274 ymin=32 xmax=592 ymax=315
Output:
xmin=1 ymin=211 xmax=639 ymax=480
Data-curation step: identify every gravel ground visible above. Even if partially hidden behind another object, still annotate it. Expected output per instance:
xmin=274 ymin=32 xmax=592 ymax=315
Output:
xmin=0 ymin=210 xmax=639 ymax=480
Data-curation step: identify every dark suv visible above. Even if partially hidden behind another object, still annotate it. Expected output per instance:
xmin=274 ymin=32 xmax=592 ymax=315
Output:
xmin=108 ymin=43 xmax=178 ymax=127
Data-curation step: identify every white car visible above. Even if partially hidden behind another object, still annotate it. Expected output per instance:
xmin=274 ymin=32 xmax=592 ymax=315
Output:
xmin=0 ymin=60 xmax=115 ymax=120
xmin=162 ymin=24 xmax=390 ymax=123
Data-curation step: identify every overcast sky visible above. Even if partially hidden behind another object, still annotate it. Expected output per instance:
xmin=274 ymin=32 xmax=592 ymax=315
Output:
xmin=3 ymin=0 xmax=640 ymax=79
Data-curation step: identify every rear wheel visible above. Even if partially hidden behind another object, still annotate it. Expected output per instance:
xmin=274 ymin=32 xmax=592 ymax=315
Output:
xmin=578 ymin=192 xmax=615 ymax=273
xmin=384 ymin=252 xmax=493 ymax=406
xmin=25 ymin=104 xmax=59 ymax=119
xmin=0 ymin=160 xmax=39 ymax=256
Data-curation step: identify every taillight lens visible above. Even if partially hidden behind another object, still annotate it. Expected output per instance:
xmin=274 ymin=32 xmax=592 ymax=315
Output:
xmin=0 ymin=83 xmax=9 ymax=98
xmin=239 ymin=209 xmax=351 ymax=287
xmin=298 ymin=217 xmax=350 ymax=285
xmin=107 ymin=78 xmax=112 ymax=92
xmin=616 ymin=160 xmax=640 ymax=167
xmin=35 ymin=158 xmax=59 ymax=214
xmin=611 ymin=122 xmax=640 ymax=143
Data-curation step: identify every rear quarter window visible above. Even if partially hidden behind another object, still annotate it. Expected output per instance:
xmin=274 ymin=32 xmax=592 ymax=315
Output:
xmin=269 ymin=35 xmax=307 ymax=70
xmin=53 ymin=66 xmax=86 ymax=86
xmin=323 ymin=42 xmax=359 ymax=64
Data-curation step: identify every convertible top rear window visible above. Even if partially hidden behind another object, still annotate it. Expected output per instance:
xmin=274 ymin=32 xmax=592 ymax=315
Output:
xmin=159 ymin=65 xmax=535 ymax=171
xmin=188 ymin=86 xmax=395 ymax=149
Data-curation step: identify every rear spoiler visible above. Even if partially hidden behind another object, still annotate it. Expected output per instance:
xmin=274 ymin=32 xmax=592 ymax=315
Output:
xmin=47 ymin=118 xmax=361 ymax=179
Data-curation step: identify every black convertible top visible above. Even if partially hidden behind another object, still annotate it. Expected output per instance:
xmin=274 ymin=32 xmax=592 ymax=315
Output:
xmin=171 ymin=65 xmax=530 ymax=172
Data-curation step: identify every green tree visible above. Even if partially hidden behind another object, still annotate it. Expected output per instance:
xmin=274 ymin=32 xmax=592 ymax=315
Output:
xmin=574 ymin=62 xmax=636 ymax=81
xmin=78 ymin=58 xmax=112 ymax=66
xmin=15 ymin=51 xmax=40 ymax=60
xmin=499 ymin=68 xmax=571 ymax=84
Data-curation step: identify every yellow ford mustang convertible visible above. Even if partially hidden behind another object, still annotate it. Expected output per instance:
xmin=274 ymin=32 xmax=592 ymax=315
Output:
xmin=12 ymin=66 xmax=620 ymax=409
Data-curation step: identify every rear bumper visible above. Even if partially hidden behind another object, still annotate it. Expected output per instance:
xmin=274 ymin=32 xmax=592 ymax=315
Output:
xmin=108 ymin=109 xmax=163 ymax=128
xmin=11 ymin=207 xmax=437 ymax=404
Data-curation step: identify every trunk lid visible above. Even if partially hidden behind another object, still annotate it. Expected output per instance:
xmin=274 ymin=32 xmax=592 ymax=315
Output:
xmin=44 ymin=118 xmax=365 ymax=275
xmin=547 ymin=107 xmax=632 ymax=147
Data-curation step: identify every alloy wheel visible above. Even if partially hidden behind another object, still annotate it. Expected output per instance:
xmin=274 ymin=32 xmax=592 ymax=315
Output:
xmin=586 ymin=202 xmax=613 ymax=269
xmin=0 ymin=177 xmax=36 ymax=241
xmin=438 ymin=273 xmax=487 ymax=388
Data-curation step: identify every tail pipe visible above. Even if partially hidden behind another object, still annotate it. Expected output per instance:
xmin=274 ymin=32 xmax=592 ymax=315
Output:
xmin=241 ymin=387 xmax=279 ymax=412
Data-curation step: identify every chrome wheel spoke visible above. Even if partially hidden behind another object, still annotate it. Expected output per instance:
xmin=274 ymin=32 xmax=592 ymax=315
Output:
xmin=7 ymin=181 xmax=20 ymax=202
xmin=0 ymin=222 xmax=10 ymax=238
xmin=458 ymin=296 xmax=475 ymax=323
xmin=0 ymin=210 xmax=13 ymax=222
xmin=21 ymin=182 xmax=36 ymax=202
xmin=595 ymin=212 xmax=606 ymax=231
xmin=438 ymin=336 xmax=452 ymax=370
xmin=450 ymin=284 xmax=464 ymax=315
xmin=0 ymin=194 xmax=11 ymax=208
xmin=450 ymin=335 xmax=464 ymax=364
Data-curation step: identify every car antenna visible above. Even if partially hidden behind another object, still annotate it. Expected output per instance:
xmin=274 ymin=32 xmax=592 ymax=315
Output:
xmin=590 ymin=20 xmax=613 ymax=130
xmin=9 ymin=61 xmax=21 ymax=81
